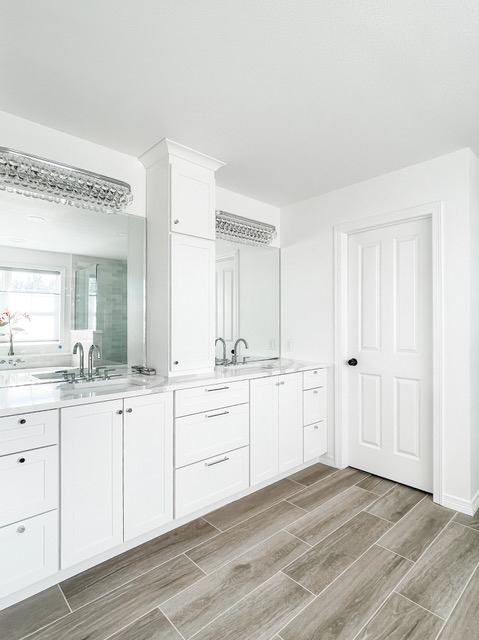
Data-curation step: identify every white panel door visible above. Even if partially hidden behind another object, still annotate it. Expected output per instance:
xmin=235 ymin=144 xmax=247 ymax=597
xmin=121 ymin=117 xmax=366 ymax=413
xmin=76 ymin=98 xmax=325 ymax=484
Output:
xmin=61 ymin=400 xmax=123 ymax=568
xmin=278 ymin=373 xmax=303 ymax=473
xmin=123 ymin=393 xmax=174 ymax=541
xmin=250 ymin=376 xmax=279 ymax=486
xmin=348 ymin=218 xmax=433 ymax=491
xmin=170 ymin=233 xmax=215 ymax=373
xmin=170 ymin=159 xmax=216 ymax=239
xmin=216 ymin=252 xmax=239 ymax=357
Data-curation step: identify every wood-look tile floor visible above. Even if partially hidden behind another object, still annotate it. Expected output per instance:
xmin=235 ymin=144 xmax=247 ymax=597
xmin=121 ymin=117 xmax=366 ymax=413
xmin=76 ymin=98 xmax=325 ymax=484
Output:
xmin=2 ymin=464 xmax=479 ymax=640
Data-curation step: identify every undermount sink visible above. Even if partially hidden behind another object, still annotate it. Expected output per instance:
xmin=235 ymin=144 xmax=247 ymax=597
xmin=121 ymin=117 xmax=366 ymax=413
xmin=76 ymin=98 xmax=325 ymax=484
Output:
xmin=59 ymin=376 xmax=142 ymax=390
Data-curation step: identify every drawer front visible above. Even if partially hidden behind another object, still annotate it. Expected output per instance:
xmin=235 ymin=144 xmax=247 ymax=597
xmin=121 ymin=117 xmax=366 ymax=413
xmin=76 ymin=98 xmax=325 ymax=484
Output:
xmin=0 ymin=510 xmax=58 ymax=599
xmin=0 ymin=409 xmax=59 ymax=456
xmin=175 ymin=446 xmax=249 ymax=518
xmin=175 ymin=380 xmax=249 ymax=417
xmin=304 ymin=422 xmax=327 ymax=462
xmin=303 ymin=368 xmax=327 ymax=391
xmin=0 ymin=445 xmax=58 ymax=527
xmin=175 ymin=403 xmax=249 ymax=468
xmin=303 ymin=387 xmax=326 ymax=426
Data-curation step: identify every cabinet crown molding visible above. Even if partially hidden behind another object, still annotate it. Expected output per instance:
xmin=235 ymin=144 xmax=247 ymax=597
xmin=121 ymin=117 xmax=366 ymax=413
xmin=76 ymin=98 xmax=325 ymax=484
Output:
xmin=139 ymin=138 xmax=226 ymax=172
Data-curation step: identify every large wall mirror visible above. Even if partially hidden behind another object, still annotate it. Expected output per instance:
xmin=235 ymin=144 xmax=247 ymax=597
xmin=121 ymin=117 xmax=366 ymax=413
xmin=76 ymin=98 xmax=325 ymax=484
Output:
xmin=215 ymin=239 xmax=280 ymax=362
xmin=0 ymin=191 xmax=145 ymax=376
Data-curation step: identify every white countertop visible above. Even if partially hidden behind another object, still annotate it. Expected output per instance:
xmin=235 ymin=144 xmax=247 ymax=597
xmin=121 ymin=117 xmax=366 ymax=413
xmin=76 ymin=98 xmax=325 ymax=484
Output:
xmin=0 ymin=359 xmax=329 ymax=417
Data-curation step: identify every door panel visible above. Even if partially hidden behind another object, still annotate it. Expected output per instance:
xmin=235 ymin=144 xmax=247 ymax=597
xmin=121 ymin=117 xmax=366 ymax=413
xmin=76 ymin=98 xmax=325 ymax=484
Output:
xmin=348 ymin=218 xmax=432 ymax=491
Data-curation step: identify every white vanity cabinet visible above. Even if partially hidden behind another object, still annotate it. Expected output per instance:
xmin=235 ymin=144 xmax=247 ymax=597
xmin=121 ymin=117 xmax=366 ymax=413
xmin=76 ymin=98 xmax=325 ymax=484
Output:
xmin=303 ymin=368 xmax=327 ymax=461
xmin=61 ymin=393 xmax=173 ymax=569
xmin=250 ymin=372 xmax=303 ymax=486
xmin=174 ymin=381 xmax=250 ymax=518
xmin=0 ymin=409 xmax=59 ymax=599
xmin=170 ymin=233 xmax=215 ymax=373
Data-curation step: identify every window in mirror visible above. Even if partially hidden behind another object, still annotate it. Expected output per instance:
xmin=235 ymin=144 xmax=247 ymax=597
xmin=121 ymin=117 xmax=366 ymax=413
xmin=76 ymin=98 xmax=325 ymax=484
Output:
xmin=0 ymin=266 xmax=62 ymax=344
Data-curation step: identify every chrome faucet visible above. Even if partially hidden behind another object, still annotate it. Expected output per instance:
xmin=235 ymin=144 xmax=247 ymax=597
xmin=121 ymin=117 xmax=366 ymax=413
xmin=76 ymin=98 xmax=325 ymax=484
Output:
xmin=73 ymin=342 xmax=85 ymax=377
xmin=87 ymin=344 xmax=101 ymax=380
xmin=232 ymin=338 xmax=249 ymax=365
xmin=215 ymin=337 xmax=227 ymax=364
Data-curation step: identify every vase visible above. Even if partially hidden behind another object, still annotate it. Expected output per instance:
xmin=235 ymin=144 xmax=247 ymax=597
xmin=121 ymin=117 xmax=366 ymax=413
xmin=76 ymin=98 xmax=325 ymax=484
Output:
xmin=8 ymin=334 xmax=14 ymax=356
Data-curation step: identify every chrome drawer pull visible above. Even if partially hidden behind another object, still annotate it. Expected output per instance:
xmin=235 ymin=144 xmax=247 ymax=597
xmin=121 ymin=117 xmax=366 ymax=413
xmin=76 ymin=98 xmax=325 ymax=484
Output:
xmin=205 ymin=411 xmax=230 ymax=419
xmin=205 ymin=386 xmax=229 ymax=392
xmin=205 ymin=456 xmax=229 ymax=467
xmin=17 ymin=525 xmax=26 ymax=533
xmin=313 ymin=390 xmax=319 ymax=394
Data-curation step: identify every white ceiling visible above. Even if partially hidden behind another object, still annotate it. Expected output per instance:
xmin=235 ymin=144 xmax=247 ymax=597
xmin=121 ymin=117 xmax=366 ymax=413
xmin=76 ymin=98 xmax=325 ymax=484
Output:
xmin=1 ymin=0 xmax=478 ymax=206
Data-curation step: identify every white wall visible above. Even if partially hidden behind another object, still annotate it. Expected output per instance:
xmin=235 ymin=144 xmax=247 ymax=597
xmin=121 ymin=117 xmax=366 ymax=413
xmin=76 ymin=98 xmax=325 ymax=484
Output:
xmin=469 ymin=152 xmax=479 ymax=509
xmin=216 ymin=186 xmax=281 ymax=247
xmin=0 ymin=110 xmax=145 ymax=217
xmin=281 ymin=148 xmax=475 ymax=508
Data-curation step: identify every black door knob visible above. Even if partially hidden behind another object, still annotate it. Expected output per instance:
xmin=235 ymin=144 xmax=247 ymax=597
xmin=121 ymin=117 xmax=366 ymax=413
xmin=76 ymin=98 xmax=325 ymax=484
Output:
xmin=348 ymin=358 xmax=358 ymax=366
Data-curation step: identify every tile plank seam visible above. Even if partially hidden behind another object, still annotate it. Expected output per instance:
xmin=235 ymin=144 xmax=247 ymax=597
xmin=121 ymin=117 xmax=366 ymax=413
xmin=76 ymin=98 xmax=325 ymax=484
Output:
xmin=176 ymin=571 xmax=310 ymax=640
xmin=437 ymin=563 xmax=479 ymax=629
xmin=202 ymin=487 xmax=305 ymax=532
xmin=392 ymin=591 xmax=447 ymax=621
xmin=375 ymin=507 xmax=457 ymax=562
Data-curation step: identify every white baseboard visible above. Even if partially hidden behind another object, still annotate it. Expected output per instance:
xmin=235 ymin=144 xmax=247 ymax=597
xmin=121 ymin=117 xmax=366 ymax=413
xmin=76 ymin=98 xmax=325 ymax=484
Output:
xmin=318 ymin=453 xmax=337 ymax=468
xmin=441 ymin=492 xmax=477 ymax=516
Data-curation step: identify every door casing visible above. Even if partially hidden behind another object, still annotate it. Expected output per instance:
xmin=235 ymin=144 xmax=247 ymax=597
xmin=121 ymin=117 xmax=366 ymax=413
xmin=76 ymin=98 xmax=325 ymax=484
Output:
xmin=334 ymin=202 xmax=443 ymax=504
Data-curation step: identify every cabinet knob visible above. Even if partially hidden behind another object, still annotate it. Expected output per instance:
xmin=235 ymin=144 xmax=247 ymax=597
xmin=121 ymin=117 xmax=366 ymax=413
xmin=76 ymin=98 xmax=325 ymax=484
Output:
xmin=116 ymin=409 xmax=123 ymax=415
xmin=19 ymin=418 xmax=26 ymax=424
xmin=313 ymin=370 xmax=318 ymax=375
xmin=126 ymin=408 xmax=133 ymax=413
xmin=17 ymin=525 xmax=26 ymax=533
xmin=314 ymin=425 xmax=319 ymax=430
xmin=313 ymin=390 xmax=318 ymax=394
xmin=18 ymin=457 xmax=26 ymax=464
xmin=173 ymin=361 xmax=179 ymax=365
xmin=173 ymin=219 xmax=179 ymax=225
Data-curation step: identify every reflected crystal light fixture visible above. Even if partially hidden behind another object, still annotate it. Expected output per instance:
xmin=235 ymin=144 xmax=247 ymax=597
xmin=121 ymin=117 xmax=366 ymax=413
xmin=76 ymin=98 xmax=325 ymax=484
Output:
xmin=0 ymin=147 xmax=133 ymax=214
xmin=215 ymin=210 xmax=277 ymax=246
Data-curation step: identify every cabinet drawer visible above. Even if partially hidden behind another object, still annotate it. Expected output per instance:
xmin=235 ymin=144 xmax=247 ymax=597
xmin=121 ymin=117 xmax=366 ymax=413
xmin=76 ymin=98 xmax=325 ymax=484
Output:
xmin=303 ymin=387 xmax=326 ymax=425
xmin=303 ymin=368 xmax=326 ymax=391
xmin=304 ymin=422 xmax=327 ymax=462
xmin=175 ymin=446 xmax=249 ymax=518
xmin=175 ymin=403 xmax=249 ymax=468
xmin=0 ymin=409 xmax=58 ymax=456
xmin=0 ymin=446 xmax=58 ymax=527
xmin=175 ymin=380 xmax=249 ymax=417
xmin=0 ymin=510 xmax=58 ymax=599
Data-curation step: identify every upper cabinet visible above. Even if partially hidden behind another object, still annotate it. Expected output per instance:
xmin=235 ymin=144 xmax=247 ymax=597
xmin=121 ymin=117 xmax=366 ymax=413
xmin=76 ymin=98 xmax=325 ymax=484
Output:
xmin=170 ymin=158 xmax=216 ymax=239
xmin=139 ymin=139 xmax=225 ymax=376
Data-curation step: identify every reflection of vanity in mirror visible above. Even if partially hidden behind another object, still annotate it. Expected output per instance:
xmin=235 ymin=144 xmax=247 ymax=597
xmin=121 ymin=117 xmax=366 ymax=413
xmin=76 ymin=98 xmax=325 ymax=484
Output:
xmin=0 ymin=191 xmax=145 ymax=385
xmin=215 ymin=238 xmax=280 ymax=364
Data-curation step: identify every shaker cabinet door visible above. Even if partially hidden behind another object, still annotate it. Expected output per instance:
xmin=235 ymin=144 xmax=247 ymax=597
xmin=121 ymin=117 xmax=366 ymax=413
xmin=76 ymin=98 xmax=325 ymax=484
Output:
xmin=250 ymin=376 xmax=279 ymax=486
xmin=170 ymin=234 xmax=215 ymax=373
xmin=278 ymin=373 xmax=303 ymax=473
xmin=170 ymin=159 xmax=216 ymax=239
xmin=123 ymin=393 xmax=174 ymax=540
xmin=61 ymin=400 xmax=123 ymax=569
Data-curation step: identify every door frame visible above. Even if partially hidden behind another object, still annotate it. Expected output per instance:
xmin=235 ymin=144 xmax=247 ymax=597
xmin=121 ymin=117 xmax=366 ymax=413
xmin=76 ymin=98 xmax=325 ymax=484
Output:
xmin=333 ymin=202 xmax=444 ymax=504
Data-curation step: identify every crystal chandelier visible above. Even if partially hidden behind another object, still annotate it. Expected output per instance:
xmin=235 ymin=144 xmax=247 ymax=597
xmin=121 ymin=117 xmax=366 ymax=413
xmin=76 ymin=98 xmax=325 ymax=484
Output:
xmin=0 ymin=147 xmax=133 ymax=214
xmin=215 ymin=210 xmax=277 ymax=246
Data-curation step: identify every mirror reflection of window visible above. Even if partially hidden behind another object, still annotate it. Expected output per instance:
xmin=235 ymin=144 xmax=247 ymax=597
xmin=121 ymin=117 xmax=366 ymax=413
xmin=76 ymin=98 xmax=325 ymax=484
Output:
xmin=0 ymin=267 xmax=62 ymax=343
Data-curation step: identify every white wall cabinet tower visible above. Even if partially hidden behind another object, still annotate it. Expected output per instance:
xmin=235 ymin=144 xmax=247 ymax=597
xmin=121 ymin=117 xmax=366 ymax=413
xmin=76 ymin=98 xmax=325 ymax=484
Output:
xmin=139 ymin=138 xmax=225 ymax=376
xmin=61 ymin=393 xmax=173 ymax=569
xmin=250 ymin=372 xmax=303 ymax=486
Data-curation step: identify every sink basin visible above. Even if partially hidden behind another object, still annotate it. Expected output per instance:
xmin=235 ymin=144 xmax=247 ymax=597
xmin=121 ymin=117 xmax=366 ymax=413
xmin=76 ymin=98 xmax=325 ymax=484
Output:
xmin=58 ymin=375 xmax=157 ymax=390
xmin=34 ymin=371 xmax=71 ymax=381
